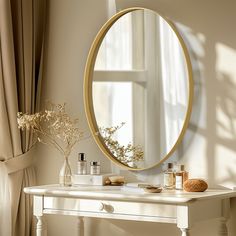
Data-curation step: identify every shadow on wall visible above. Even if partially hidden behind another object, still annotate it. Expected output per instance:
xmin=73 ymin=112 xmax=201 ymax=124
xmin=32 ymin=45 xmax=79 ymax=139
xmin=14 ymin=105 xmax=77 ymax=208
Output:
xmin=114 ymin=0 xmax=236 ymax=186
xmin=114 ymin=0 xmax=236 ymax=235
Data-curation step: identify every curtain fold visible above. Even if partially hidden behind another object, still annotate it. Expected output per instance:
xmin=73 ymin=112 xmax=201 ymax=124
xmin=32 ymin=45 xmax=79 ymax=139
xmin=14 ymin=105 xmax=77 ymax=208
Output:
xmin=159 ymin=17 xmax=188 ymax=154
xmin=0 ymin=0 xmax=46 ymax=235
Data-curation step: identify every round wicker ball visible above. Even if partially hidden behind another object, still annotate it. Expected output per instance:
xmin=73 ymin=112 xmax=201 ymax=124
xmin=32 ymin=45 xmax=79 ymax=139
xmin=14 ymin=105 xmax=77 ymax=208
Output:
xmin=183 ymin=179 xmax=208 ymax=192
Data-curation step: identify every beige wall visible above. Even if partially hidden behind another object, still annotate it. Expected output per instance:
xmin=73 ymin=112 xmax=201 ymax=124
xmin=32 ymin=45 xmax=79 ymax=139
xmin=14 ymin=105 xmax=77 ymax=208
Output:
xmin=35 ymin=0 xmax=236 ymax=235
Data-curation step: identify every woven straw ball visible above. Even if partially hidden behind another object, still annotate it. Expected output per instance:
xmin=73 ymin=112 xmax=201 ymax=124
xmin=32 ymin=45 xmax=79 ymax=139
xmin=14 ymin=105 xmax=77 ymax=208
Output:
xmin=183 ymin=179 xmax=208 ymax=192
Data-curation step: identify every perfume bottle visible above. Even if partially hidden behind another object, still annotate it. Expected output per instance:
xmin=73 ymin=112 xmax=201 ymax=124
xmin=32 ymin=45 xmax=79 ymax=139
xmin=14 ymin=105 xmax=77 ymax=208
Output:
xmin=163 ymin=163 xmax=175 ymax=189
xmin=77 ymin=153 xmax=87 ymax=175
xmin=175 ymin=164 xmax=189 ymax=190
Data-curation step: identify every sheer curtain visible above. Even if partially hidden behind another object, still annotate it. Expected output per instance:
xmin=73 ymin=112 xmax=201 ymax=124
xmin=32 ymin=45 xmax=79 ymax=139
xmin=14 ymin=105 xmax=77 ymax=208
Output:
xmin=0 ymin=0 xmax=46 ymax=235
xmin=95 ymin=12 xmax=132 ymax=70
xmin=159 ymin=17 xmax=188 ymax=154
xmin=143 ymin=12 xmax=188 ymax=160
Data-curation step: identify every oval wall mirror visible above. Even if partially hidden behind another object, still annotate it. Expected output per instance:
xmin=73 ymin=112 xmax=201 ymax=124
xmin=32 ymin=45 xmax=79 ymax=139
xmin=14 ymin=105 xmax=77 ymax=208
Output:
xmin=84 ymin=7 xmax=193 ymax=170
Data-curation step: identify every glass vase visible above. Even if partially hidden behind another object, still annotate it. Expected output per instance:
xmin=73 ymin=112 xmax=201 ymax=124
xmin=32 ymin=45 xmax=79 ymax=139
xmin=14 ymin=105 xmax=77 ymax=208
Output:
xmin=59 ymin=157 xmax=72 ymax=186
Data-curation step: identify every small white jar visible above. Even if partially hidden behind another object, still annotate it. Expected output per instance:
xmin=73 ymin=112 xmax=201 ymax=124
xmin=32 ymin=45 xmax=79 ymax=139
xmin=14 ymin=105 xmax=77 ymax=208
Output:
xmin=90 ymin=161 xmax=100 ymax=175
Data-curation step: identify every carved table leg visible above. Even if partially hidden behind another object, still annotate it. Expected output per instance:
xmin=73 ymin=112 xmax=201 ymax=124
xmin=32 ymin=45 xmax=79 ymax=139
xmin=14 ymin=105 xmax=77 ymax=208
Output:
xmin=177 ymin=206 xmax=191 ymax=236
xmin=36 ymin=216 xmax=47 ymax=236
xmin=180 ymin=228 xmax=190 ymax=236
xmin=218 ymin=199 xmax=230 ymax=236
xmin=77 ymin=216 xmax=84 ymax=236
xmin=218 ymin=218 xmax=228 ymax=236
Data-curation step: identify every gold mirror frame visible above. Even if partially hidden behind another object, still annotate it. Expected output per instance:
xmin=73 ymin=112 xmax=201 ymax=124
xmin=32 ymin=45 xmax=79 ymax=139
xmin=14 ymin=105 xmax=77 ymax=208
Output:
xmin=84 ymin=7 xmax=194 ymax=171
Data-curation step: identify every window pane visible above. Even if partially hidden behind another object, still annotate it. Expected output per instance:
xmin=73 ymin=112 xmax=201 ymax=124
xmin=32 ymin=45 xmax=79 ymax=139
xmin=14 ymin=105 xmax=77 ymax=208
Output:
xmin=93 ymin=82 xmax=133 ymax=146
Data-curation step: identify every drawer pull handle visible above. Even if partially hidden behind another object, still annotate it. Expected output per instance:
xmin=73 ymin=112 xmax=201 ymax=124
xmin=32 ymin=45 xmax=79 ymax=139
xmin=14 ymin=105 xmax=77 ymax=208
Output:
xmin=99 ymin=203 xmax=114 ymax=213
xmin=99 ymin=203 xmax=105 ymax=211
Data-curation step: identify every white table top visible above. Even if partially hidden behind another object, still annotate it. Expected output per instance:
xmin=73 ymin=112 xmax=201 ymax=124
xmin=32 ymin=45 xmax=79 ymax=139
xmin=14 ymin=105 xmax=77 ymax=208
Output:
xmin=24 ymin=184 xmax=236 ymax=204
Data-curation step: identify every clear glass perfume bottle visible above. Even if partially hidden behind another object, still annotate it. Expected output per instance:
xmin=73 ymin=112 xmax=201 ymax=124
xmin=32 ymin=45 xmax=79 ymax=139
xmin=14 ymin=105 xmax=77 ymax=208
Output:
xmin=77 ymin=153 xmax=87 ymax=175
xmin=175 ymin=164 xmax=189 ymax=190
xmin=163 ymin=163 xmax=175 ymax=189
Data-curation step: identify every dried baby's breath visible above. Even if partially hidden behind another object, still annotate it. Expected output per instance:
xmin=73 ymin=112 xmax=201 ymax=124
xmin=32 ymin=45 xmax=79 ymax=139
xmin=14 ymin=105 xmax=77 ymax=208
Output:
xmin=99 ymin=123 xmax=144 ymax=167
xmin=17 ymin=102 xmax=84 ymax=158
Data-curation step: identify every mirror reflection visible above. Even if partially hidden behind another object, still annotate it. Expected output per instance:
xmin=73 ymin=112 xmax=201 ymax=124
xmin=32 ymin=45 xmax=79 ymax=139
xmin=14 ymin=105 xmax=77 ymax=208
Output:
xmin=92 ymin=9 xmax=190 ymax=169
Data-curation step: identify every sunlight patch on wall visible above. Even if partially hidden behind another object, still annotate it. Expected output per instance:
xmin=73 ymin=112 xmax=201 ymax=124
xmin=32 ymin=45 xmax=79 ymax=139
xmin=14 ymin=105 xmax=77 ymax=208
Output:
xmin=107 ymin=0 xmax=116 ymax=18
xmin=216 ymin=43 xmax=236 ymax=77
xmin=215 ymin=145 xmax=236 ymax=189
xmin=216 ymin=43 xmax=236 ymax=140
xmin=184 ymin=134 xmax=209 ymax=179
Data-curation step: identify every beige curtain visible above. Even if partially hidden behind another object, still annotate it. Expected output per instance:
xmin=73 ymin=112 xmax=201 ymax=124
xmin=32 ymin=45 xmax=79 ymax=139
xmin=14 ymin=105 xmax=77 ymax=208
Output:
xmin=0 ymin=0 xmax=46 ymax=235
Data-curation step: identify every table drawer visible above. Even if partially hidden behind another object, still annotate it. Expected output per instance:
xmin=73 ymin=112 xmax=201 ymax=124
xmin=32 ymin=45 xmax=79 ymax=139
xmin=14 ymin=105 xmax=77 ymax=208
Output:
xmin=43 ymin=197 xmax=177 ymax=220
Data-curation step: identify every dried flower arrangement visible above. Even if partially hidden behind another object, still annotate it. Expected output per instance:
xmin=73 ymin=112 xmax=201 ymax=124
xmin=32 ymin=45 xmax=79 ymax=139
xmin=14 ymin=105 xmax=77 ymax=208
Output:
xmin=99 ymin=122 xmax=144 ymax=168
xmin=17 ymin=102 xmax=143 ymax=172
xmin=17 ymin=102 xmax=84 ymax=159
xmin=17 ymin=102 xmax=85 ymax=186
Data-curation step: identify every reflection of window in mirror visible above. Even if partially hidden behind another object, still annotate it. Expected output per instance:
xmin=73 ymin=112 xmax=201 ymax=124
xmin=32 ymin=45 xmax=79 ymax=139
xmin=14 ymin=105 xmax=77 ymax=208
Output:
xmin=93 ymin=9 xmax=188 ymax=167
xmin=94 ymin=12 xmax=133 ymax=70
xmin=93 ymin=11 xmax=146 ymax=162
xmin=92 ymin=82 xmax=133 ymax=146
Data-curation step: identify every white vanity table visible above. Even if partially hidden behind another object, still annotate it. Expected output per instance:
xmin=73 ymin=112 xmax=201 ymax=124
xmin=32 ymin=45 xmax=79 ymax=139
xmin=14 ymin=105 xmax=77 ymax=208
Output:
xmin=24 ymin=185 xmax=236 ymax=236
